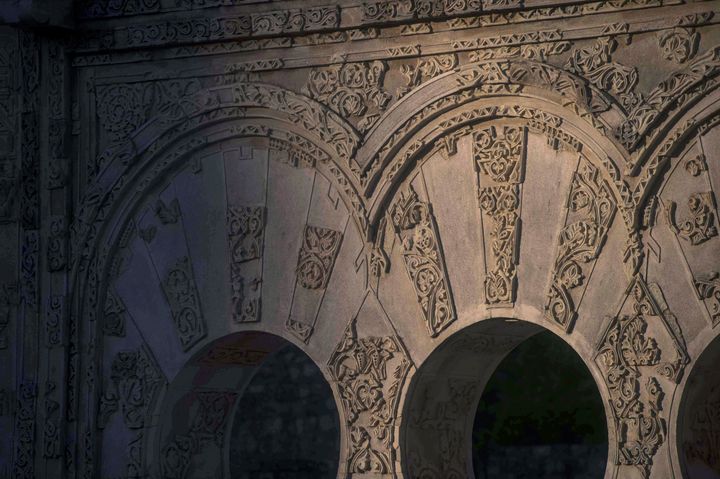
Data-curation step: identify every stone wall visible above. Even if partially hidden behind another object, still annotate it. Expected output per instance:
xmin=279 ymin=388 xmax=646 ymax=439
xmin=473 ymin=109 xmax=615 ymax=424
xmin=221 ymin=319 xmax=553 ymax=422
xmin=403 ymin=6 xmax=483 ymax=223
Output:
xmin=0 ymin=1 xmax=719 ymax=478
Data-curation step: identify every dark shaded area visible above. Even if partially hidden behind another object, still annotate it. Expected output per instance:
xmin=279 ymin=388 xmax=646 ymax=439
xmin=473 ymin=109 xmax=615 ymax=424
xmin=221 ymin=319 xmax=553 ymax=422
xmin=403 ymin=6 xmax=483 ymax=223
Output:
xmin=229 ymin=344 xmax=340 ymax=479
xmin=472 ymin=331 xmax=608 ymax=478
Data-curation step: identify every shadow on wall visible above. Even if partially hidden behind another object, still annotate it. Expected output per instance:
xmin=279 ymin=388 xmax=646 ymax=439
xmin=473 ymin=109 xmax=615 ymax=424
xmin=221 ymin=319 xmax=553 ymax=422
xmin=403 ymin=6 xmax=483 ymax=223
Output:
xmin=229 ymin=344 xmax=340 ymax=479
xmin=472 ymin=331 xmax=608 ymax=479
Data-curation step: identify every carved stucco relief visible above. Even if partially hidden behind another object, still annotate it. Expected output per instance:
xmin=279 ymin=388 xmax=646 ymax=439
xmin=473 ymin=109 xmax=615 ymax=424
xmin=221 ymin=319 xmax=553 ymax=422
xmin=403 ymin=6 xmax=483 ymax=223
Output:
xmin=595 ymin=277 xmax=689 ymax=479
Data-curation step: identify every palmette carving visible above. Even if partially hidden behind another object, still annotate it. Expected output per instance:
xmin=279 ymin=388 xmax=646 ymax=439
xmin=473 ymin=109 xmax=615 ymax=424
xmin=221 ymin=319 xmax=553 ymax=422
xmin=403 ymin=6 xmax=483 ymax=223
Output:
xmin=161 ymin=256 xmax=207 ymax=351
xmin=327 ymin=318 xmax=410 ymax=475
xmin=545 ymin=161 xmax=617 ymax=331
xmin=391 ymin=186 xmax=456 ymax=336
xmin=595 ymin=278 xmax=689 ymax=478
xmin=666 ymin=192 xmax=718 ymax=245
xmin=296 ymin=225 xmax=343 ymax=290
xmin=98 ymin=346 xmax=164 ymax=429
xmin=474 ymin=125 xmax=526 ymax=305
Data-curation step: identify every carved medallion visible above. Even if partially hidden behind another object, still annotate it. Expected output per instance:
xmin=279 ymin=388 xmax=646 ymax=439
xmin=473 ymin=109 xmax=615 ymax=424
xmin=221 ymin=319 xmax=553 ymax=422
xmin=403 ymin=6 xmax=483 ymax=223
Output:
xmin=391 ymin=185 xmax=456 ymax=336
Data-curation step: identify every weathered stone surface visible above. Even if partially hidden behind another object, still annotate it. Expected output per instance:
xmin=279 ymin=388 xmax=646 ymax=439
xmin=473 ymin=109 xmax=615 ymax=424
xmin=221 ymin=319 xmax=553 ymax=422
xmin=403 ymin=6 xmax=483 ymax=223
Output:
xmin=0 ymin=2 xmax=719 ymax=478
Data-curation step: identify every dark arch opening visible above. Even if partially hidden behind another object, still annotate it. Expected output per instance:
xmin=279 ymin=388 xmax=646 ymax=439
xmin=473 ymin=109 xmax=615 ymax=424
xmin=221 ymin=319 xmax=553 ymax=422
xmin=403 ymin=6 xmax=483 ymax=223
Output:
xmin=229 ymin=339 xmax=341 ymax=479
xmin=471 ymin=330 xmax=607 ymax=478
xmin=153 ymin=332 xmax=340 ymax=479
xmin=401 ymin=318 xmax=608 ymax=479
xmin=680 ymin=333 xmax=720 ymax=479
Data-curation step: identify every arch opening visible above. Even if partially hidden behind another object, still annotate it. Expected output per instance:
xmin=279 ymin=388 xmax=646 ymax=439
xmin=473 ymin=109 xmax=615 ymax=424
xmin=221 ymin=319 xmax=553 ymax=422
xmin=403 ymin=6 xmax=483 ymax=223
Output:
xmin=402 ymin=319 xmax=608 ymax=478
xmin=150 ymin=331 xmax=341 ymax=479
xmin=679 ymin=333 xmax=720 ymax=479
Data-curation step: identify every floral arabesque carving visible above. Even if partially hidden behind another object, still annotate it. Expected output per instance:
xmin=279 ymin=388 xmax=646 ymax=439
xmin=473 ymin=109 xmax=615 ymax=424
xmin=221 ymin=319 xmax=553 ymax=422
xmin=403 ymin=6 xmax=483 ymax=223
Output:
xmin=565 ymin=37 xmax=639 ymax=111
xmin=161 ymin=256 xmax=207 ymax=351
xmin=98 ymin=346 xmax=164 ymax=429
xmin=96 ymin=83 xmax=152 ymax=142
xmin=391 ymin=186 xmax=456 ymax=337
xmin=303 ymin=61 xmax=391 ymax=132
xmin=296 ymin=225 xmax=343 ymax=290
xmin=546 ymin=161 xmax=617 ymax=332
xmin=666 ymin=192 xmax=718 ymax=245
xmin=398 ymin=54 xmax=458 ymax=97
xmin=327 ymin=317 xmax=410 ymax=475
xmin=474 ymin=125 xmax=526 ymax=305
xmin=595 ymin=278 xmax=689 ymax=478
xmin=226 ymin=205 xmax=265 ymax=323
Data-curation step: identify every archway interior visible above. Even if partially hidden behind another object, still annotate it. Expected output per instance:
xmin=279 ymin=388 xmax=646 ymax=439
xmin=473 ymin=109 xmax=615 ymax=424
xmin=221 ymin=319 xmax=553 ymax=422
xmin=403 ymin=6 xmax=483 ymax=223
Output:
xmin=402 ymin=319 xmax=608 ymax=478
xmin=472 ymin=330 xmax=607 ymax=478
xmin=680 ymin=334 xmax=720 ymax=479
xmin=154 ymin=332 xmax=340 ymax=479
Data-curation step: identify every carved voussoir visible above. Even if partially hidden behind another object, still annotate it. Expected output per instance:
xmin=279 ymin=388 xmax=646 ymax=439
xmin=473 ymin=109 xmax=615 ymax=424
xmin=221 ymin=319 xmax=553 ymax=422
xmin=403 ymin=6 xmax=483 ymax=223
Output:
xmin=161 ymin=256 xmax=207 ymax=351
xmin=226 ymin=205 xmax=265 ymax=323
xmin=391 ymin=185 xmax=456 ymax=336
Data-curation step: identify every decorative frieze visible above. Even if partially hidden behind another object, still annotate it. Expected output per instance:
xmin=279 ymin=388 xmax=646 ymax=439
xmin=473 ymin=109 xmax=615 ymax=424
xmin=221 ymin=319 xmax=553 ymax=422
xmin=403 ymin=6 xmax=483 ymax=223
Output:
xmin=392 ymin=185 xmax=456 ymax=336
xmin=98 ymin=346 xmax=165 ymax=429
xmin=474 ymin=125 xmax=526 ymax=305
xmin=545 ymin=161 xmax=617 ymax=332
xmin=161 ymin=256 xmax=207 ymax=351
xmin=595 ymin=278 xmax=689 ymax=479
xmin=666 ymin=192 xmax=718 ymax=245
xmin=327 ymin=316 xmax=410 ymax=475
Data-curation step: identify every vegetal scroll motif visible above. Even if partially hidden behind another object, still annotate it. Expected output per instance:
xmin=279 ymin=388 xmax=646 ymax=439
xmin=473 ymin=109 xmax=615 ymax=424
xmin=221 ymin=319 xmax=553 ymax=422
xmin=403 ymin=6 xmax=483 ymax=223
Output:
xmin=694 ymin=272 xmax=720 ymax=327
xmin=226 ymin=206 xmax=265 ymax=323
xmin=666 ymin=192 xmax=718 ymax=245
xmin=327 ymin=317 xmax=410 ymax=475
xmin=595 ymin=278 xmax=689 ymax=479
xmin=391 ymin=186 xmax=456 ymax=336
xmin=161 ymin=256 xmax=207 ymax=351
xmin=545 ymin=161 xmax=617 ymax=331
xmin=296 ymin=225 xmax=343 ymax=290
xmin=474 ymin=125 xmax=526 ymax=305
xmin=98 ymin=346 xmax=165 ymax=429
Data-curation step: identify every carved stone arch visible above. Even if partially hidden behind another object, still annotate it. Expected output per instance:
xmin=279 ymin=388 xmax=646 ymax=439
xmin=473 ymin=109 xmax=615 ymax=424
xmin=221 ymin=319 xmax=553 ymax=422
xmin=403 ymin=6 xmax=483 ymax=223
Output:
xmin=69 ymin=86 xmax=369 ymax=477
xmin=357 ymin=57 xmax=630 ymax=198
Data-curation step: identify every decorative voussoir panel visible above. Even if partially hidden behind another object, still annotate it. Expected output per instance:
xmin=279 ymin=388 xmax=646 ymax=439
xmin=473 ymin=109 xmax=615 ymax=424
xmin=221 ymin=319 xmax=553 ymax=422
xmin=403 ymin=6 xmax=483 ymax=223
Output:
xmin=161 ymin=256 xmax=207 ymax=351
xmin=391 ymin=185 xmax=456 ymax=337
xmin=474 ymin=124 xmax=526 ymax=305
xmin=595 ymin=277 xmax=689 ymax=479
xmin=286 ymin=225 xmax=343 ymax=342
xmin=226 ymin=205 xmax=265 ymax=324
xmin=545 ymin=159 xmax=617 ymax=332
xmin=97 ymin=345 xmax=165 ymax=430
xmin=327 ymin=313 xmax=411 ymax=476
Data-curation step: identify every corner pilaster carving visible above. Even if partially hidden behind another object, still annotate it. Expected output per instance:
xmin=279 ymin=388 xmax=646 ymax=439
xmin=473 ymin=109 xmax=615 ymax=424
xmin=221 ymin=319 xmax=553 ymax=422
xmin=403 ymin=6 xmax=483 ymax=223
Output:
xmin=327 ymin=315 xmax=410 ymax=475
xmin=595 ymin=277 xmax=689 ymax=478
xmin=391 ymin=185 xmax=456 ymax=336
xmin=545 ymin=160 xmax=617 ymax=331
xmin=474 ymin=125 xmax=526 ymax=305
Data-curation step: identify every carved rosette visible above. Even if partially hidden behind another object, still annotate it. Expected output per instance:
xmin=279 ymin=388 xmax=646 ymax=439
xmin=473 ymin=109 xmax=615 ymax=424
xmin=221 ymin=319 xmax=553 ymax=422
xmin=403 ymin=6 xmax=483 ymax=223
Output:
xmin=666 ymin=192 xmax=719 ymax=245
xmin=226 ymin=205 xmax=265 ymax=323
xmin=98 ymin=346 xmax=165 ymax=429
xmin=474 ymin=125 xmax=526 ymax=305
xmin=303 ymin=61 xmax=391 ymax=132
xmin=161 ymin=256 xmax=207 ymax=351
xmin=657 ymin=27 xmax=699 ymax=64
xmin=327 ymin=318 xmax=410 ymax=475
xmin=595 ymin=277 xmax=689 ymax=478
xmin=391 ymin=186 xmax=456 ymax=336
xmin=545 ymin=161 xmax=617 ymax=331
